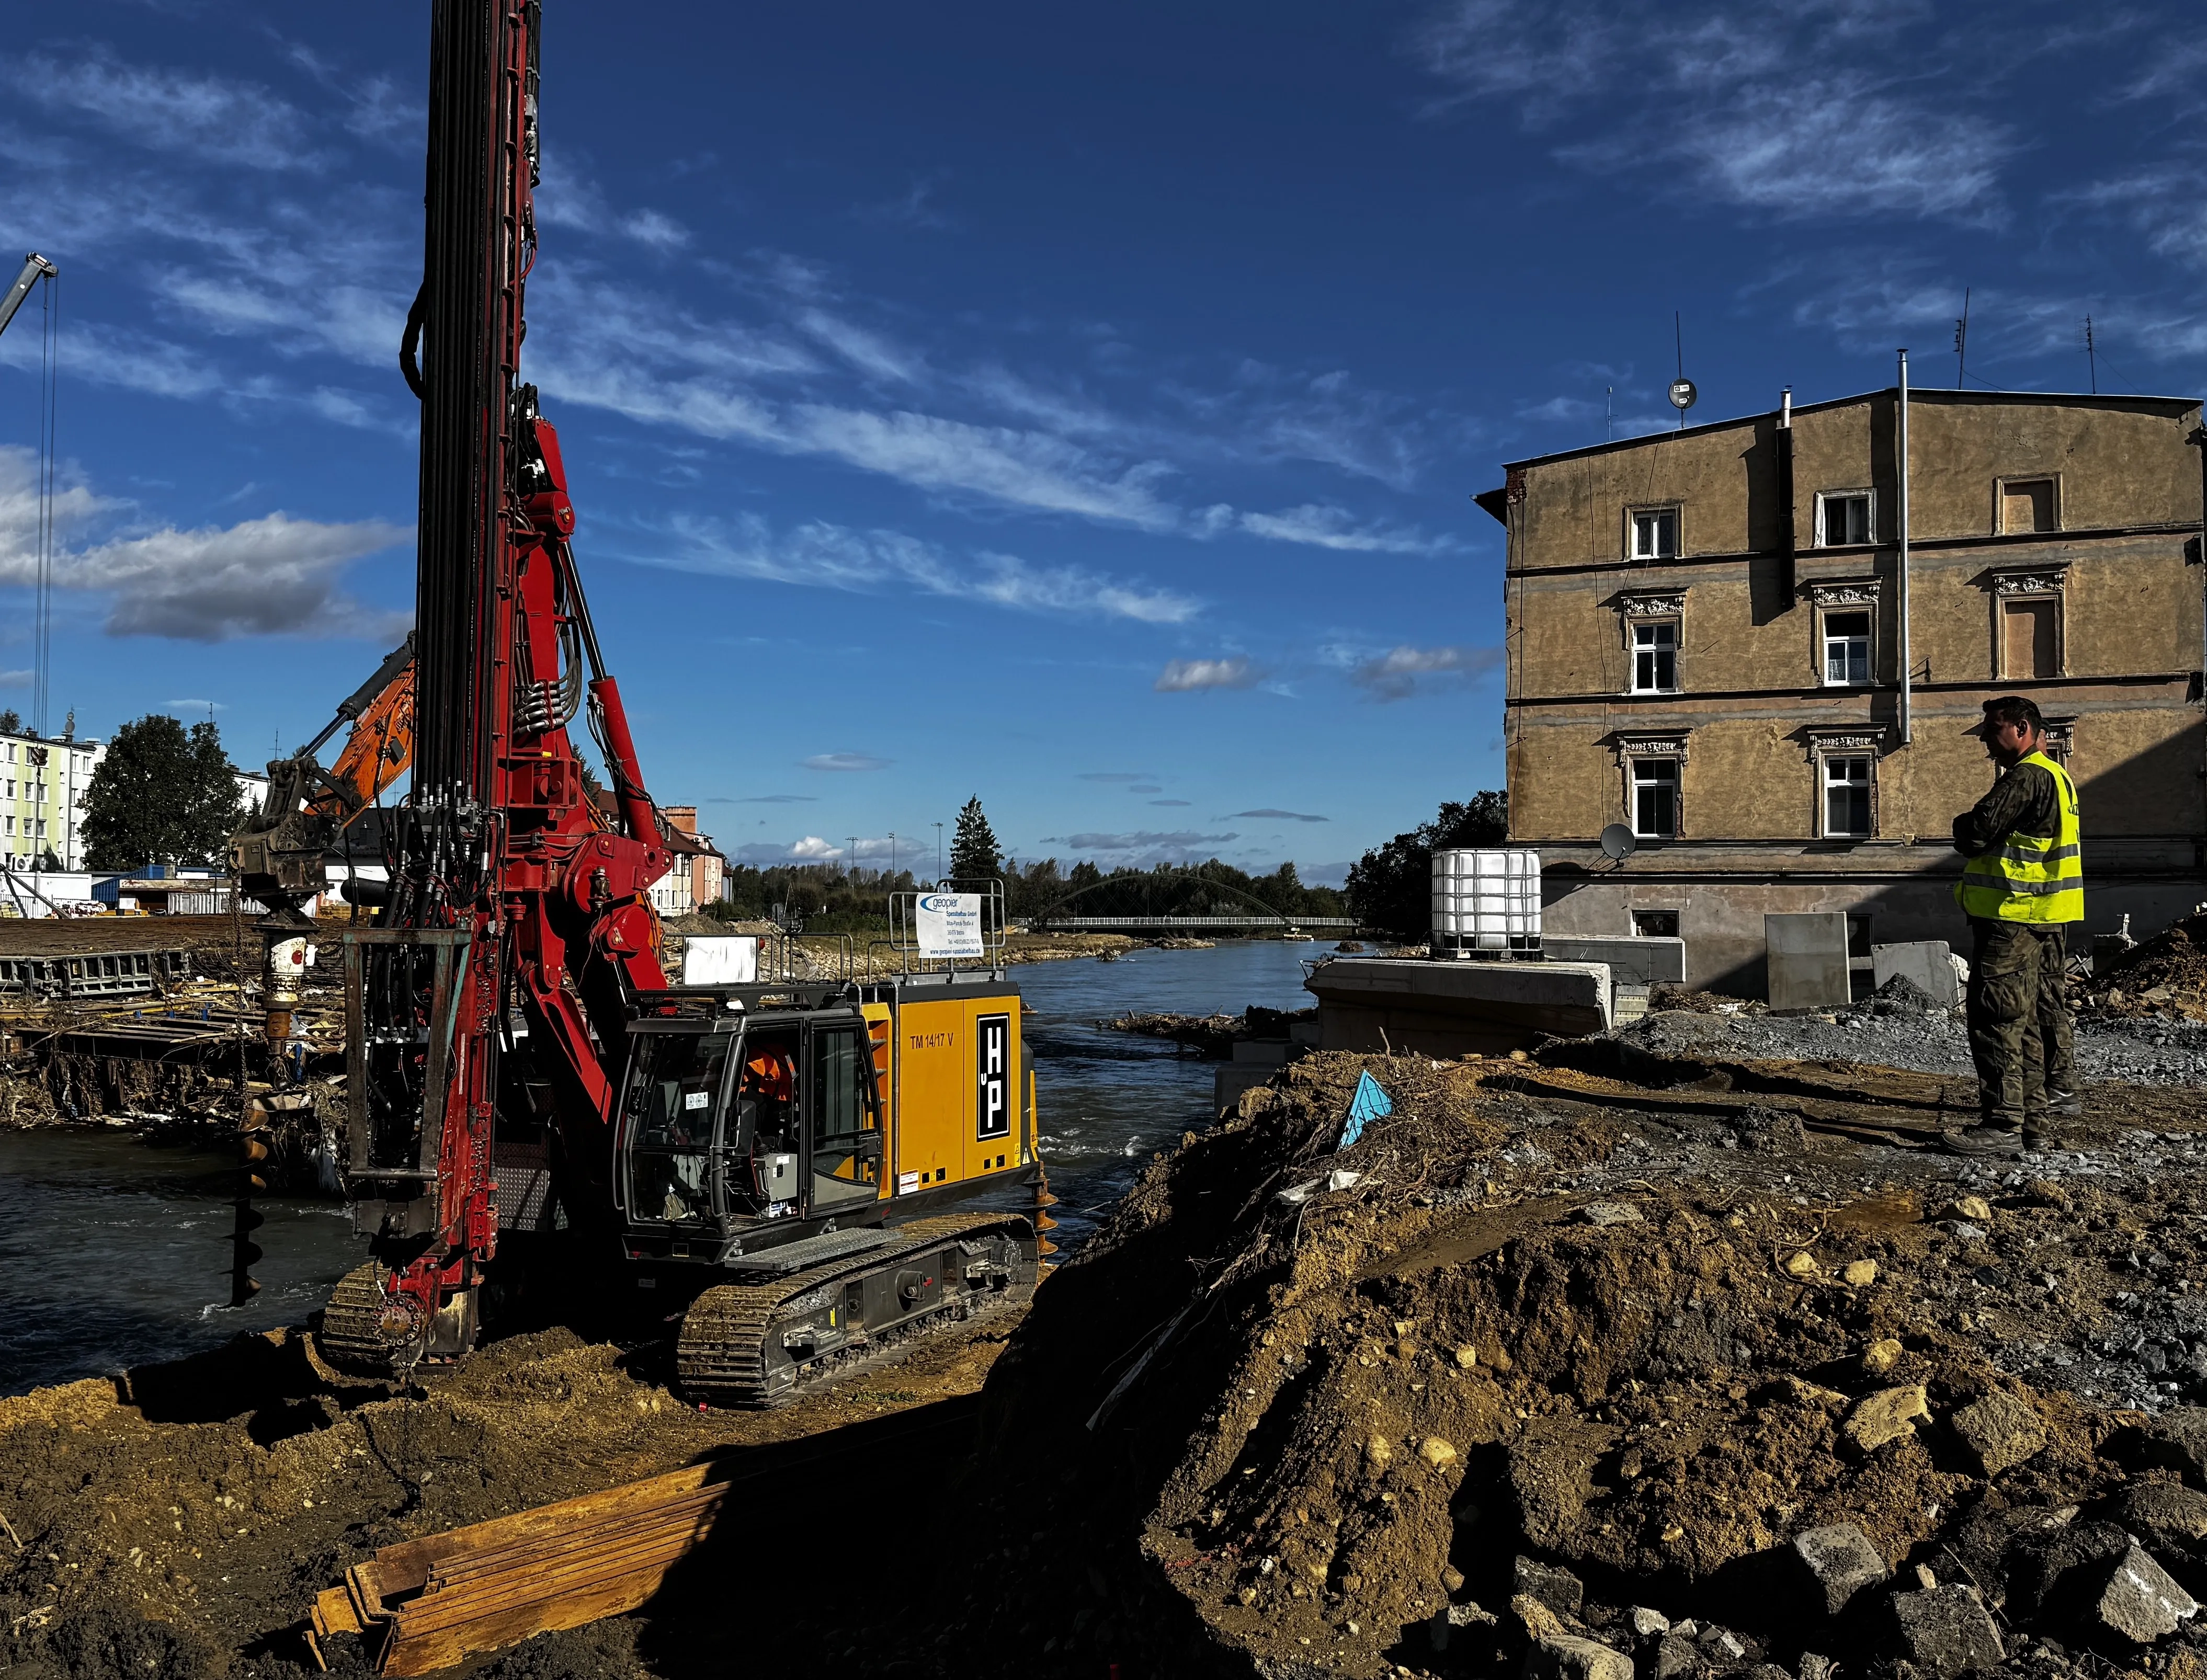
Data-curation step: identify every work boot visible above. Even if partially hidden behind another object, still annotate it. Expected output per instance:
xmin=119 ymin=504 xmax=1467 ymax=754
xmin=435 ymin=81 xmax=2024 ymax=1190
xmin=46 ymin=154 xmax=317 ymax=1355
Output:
xmin=2040 ymin=1089 xmax=2083 ymax=1118
xmin=1944 ymin=1121 xmax=2023 ymax=1157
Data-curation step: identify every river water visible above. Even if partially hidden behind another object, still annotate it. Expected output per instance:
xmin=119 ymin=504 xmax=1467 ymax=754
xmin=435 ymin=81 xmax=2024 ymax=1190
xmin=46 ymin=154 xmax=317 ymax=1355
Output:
xmin=0 ymin=941 xmax=1320 ymax=1397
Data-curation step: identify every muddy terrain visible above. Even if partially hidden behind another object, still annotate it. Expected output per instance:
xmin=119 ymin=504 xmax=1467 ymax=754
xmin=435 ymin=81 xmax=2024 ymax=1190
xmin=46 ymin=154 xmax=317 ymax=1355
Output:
xmin=7 ymin=1023 xmax=2207 ymax=1679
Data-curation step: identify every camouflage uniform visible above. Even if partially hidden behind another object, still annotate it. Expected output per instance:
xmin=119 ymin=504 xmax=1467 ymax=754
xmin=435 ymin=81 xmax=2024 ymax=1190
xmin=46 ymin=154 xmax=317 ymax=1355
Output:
xmin=1953 ymin=761 xmax=2075 ymax=1127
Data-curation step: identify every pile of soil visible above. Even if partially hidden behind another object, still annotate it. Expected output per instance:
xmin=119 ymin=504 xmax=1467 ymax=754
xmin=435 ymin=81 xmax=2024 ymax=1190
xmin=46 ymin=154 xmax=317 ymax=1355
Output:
xmin=0 ymin=1311 xmax=1017 ymax=1677
xmin=869 ymin=1050 xmax=2207 ymax=1680
xmin=2087 ymin=913 xmax=2207 ymax=1023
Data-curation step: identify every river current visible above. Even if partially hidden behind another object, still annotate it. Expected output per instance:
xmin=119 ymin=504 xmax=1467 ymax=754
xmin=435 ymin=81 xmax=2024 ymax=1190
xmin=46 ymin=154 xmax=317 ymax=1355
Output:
xmin=0 ymin=940 xmax=1319 ymax=1396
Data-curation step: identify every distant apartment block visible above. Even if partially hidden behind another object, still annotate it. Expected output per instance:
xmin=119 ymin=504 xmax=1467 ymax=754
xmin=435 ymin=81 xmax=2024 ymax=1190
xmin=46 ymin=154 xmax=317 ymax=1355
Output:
xmin=1479 ymin=387 xmax=2206 ymax=991
xmin=0 ymin=731 xmax=104 ymax=872
xmin=651 ymin=805 xmax=726 ymax=916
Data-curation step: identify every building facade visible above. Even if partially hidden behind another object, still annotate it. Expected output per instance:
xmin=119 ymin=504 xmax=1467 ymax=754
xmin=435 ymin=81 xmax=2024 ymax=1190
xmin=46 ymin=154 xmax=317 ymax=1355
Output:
xmin=650 ymin=805 xmax=726 ymax=916
xmin=1481 ymin=387 xmax=2206 ymax=992
xmin=0 ymin=732 xmax=104 ymax=873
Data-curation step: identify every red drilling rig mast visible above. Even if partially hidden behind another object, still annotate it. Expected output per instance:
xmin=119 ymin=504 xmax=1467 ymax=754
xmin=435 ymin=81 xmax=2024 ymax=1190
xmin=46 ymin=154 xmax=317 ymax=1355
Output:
xmin=320 ymin=0 xmax=669 ymax=1367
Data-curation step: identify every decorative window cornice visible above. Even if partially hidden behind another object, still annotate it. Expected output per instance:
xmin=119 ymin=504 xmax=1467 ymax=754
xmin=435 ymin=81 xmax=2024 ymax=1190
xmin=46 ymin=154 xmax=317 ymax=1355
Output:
xmin=1610 ymin=729 xmax=1692 ymax=765
xmin=1616 ymin=591 xmax=1686 ymax=618
xmin=1805 ymin=579 xmax=1880 ymax=607
xmin=1802 ymin=725 xmax=1887 ymax=760
xmin=1991 ymin=565 xmax=2067 ymax=596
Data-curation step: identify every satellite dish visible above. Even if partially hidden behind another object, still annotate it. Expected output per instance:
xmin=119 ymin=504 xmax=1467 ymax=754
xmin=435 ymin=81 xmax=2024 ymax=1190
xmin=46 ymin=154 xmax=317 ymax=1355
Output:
xmin=1599 ymin=823 xmax=1638 ymax=861
xmin=1667 ymin=378 xmax=1698 ymax=413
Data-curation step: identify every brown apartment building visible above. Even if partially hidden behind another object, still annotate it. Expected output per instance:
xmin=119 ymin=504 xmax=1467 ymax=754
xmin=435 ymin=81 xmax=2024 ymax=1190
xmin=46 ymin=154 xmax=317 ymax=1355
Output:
xmin=1476 ymin=385 xmax=2207 ymax=992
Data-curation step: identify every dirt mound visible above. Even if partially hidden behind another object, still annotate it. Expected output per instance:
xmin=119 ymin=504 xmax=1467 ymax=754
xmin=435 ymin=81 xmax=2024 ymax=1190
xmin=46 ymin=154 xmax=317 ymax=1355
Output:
xmin=903 ymin=1051 xmax=2207 ymax=1679
xmin=2090 ymin=913 xmax=2207 ymax=1021
xmin=0 ymin=1312 xmax=1016 ymax=1677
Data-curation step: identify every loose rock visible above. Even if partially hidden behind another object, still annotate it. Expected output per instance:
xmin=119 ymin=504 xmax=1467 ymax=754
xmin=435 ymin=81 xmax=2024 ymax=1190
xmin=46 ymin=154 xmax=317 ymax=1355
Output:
xmin=2086 ymin=1539 xmax=2199 ymax=1644
xmin=1846 ymin=1383 xmax=1931 ymax=1452
xmin=1890 ymin=1584 xmax=2005 ymax=1677
xmin=1790 ymin=1519 xmax=1890 ymax=1616
xmin=1526 ymin=1633 xmax=1634 ymax=1680
xmin=1514 ymin=1556 xmax=1585 ymax=1619
xmin=1951 ymin=1388 xmax=2048 ymax=1477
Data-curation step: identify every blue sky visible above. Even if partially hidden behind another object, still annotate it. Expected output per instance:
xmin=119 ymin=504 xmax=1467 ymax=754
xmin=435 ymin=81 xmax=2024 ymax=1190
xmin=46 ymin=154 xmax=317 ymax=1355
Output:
xmin=0 ymin=3 xmax=2201 ymax=883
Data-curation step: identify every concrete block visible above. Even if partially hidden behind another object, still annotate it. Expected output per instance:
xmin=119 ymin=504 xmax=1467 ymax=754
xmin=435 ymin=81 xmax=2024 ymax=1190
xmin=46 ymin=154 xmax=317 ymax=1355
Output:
xmin=1766 ymin=912 xmax=1851 ymax=1010
xmin=1231 ymin=1038 xmax=1293 ymax=1065
xmin=2087 ymin=1541 xmax=2198 ymax=1643
xmin=1214 ymin=1065 xmax=1271 ymax=1116
xmin=1888 ymin=1585 xmax=2003 ymax=1677
xmin=1306 ymin=957 xmax=1611 ymax=1057
xmin=1541 ymin=935 xmax=1686 ymax=986
xmin=1289 ymin=1019 xmax=1322 ymax=1047
xmin=1872 ymin=940 xmax=1962 ymax=1007
xmin=1788 ymin=1521 xmax=1887 ymax=1616
xmin=1524 ymin=1635 xmax=1632 ymax=1680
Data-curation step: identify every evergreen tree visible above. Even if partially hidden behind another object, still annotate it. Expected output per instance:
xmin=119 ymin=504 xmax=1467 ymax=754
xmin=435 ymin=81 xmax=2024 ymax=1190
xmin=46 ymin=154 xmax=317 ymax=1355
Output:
xmin=82 ymin=715 xmax=249 ymax=870
xmin=0 ymin=710 xmax=21 ymax=736
xmin=948 ymin=796 xmax=1002 ymax=883
xmin=1344 ymin=791 xmax=1508 ymax=934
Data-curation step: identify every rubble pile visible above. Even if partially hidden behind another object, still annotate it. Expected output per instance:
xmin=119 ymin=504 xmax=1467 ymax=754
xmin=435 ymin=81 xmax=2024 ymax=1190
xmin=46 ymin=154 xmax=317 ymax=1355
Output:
xmin=2086 ymin=913 xmax=2207 ymax=1023
xmin=930 ymin=1050 xmax=2207 ymax=1680
xmin=1104 ymin=1003 xmax=1318 ymax=1057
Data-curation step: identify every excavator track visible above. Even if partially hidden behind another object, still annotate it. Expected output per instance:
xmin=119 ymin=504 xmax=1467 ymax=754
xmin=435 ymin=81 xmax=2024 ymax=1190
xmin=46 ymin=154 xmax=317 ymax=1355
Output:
xmin=676 ymin=1212 xmax=1037 ymax=1409
xmin=317 ymin=1262 xmax=401 ymax=1376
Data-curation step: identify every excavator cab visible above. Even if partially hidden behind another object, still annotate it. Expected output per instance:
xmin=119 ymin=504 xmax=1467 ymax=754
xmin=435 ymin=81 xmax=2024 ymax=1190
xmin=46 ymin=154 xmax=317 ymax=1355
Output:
xmin=618 ymin=1006 xmax=884 ymax=1254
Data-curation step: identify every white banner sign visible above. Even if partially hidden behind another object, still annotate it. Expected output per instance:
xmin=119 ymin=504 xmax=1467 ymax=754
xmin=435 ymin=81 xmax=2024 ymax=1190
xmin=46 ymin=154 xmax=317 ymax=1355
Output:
xmin=915 ymin=892 xmax=984 ymax=959
xmin=681 ymin=935 xmax=758 ymax=985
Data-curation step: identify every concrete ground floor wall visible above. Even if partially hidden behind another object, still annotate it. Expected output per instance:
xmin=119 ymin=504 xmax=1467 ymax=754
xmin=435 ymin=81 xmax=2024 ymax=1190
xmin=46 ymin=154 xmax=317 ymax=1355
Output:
xmin=1541 ymin=836 xmax=2203 ymax=995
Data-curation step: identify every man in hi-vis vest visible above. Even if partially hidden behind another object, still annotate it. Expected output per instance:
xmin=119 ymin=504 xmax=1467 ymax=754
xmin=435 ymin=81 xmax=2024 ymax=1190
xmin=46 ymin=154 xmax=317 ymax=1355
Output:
xmin=1948 ymin=694 xmax=2083 ymax=1155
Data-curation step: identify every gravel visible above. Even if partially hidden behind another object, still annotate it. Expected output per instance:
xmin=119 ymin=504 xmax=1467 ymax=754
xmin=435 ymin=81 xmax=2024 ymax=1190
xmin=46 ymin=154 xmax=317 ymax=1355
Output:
xmin=1619 ymin=1001 xmax=2207 ymax=1087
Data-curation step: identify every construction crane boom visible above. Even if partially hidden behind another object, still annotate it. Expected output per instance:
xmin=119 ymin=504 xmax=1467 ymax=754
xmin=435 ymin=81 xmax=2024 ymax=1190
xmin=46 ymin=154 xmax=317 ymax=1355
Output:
xmin=0 ymin=254 xmax=55 ymax=339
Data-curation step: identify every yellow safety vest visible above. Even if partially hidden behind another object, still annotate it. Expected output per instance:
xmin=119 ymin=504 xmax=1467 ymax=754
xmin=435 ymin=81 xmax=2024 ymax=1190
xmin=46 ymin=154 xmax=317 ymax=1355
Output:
xmin=1955 ymin=750 xmax=2083 ymax=923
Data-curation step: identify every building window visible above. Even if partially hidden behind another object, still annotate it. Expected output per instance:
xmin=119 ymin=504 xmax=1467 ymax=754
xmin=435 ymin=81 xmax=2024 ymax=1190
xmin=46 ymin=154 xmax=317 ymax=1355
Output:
xmin=1999 ymin=477 xmax=2056 ymax=534
xmin=1629 ymin=506 xmax=1680 ymax=560
xmin=1630 ymin=621 xmax=1679 ymax=692
xmin=1822 ymin=611 xmax=1872 ymax=685
xmin=1816 ymin=490 xmax=1873 ymax=547
xmin=2001 ymin=597 xmax=2058 ymax=679
xmin=1631 ymin=759 xmax=1679 ymax=838
xmin=1631 ymin=908 xmax=1679 ymax=938
xmin=1823 ymin=755 xmax=1874 ymax=838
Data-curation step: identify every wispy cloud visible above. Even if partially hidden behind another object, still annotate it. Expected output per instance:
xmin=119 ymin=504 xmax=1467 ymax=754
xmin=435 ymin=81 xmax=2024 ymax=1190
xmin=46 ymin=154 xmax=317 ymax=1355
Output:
xmin=1347 ymin=643 xmax=1503 ymax=701
xmin=0 ymin=447 xmax=406 ymax=641
xmin=1411 ymin=3 xmax=2015 ymax=224
xmin=9 ymin=49 xmax=321 ymax=170
xmin=1048 ymin=829 xmax=1239 ymax=851
xmin=1077 ymin=772 xmax=1156 ymax=782
xmin=1236 ymin=504 xmax=1452 ymax=555
xmin=1155 ymin=656 xmax=1259 ymax=692
xmin=801 ymin=752 xmax=890 ymax=772
xmin=637 ymin=515 xmax=1198 ymax=625
xmin=1226 ymin=809 xmax=1328 ymax=822
xmin=724 ymin=794 xmax=820 ymax=804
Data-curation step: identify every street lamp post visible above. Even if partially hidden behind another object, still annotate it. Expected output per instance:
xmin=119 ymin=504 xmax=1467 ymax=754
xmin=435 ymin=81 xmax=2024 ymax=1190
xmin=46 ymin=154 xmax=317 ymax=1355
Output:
xmin=889 ymin=832 xmax=897 ymax=879
xmin=848 ymin=837 xmax=858 ymax=883
xmin=934 ymin=821 xmax=944 ymax=884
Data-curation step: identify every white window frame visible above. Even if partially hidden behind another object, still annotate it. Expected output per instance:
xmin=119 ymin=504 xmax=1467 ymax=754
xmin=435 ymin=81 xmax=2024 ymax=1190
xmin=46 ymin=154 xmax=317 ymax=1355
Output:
xmin=1626 ymin=505 xmax=1680 ymax=561
xmin=1814 ymin=489 xmax=1874 ymax=547
xmin=1819 ymin=607 xmax=1874 ymax=688
xmin=1821 ymin=754 xmax=1875 ymax=839
xmin=1629 ymin=619 xmax=1680 ymax=694
xmin=1630 ymin=758 xmax=1680 ymax=839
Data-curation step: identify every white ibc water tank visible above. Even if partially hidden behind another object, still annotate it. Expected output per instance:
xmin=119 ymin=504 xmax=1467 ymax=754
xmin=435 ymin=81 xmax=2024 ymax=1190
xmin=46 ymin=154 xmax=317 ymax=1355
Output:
xmin=1430 ymin=848 xmax=1542 ymax=955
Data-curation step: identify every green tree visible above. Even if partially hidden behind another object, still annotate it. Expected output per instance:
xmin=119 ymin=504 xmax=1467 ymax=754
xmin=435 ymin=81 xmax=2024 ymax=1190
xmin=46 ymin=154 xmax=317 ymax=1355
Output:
xmin=0 ymin=710 xmax=20 ymax=736
xmin=82 ymin=714 xmax=249 ymax=870
xmin=1345 ymin=791 xmax=1508 ymax=935
xmin=948 ymin=796 xmax=1002 ymax=883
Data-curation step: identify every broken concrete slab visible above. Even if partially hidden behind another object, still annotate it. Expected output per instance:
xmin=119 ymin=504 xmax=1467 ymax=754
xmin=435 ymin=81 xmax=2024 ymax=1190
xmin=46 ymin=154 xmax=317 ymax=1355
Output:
xmin=1427 ymin=1599 xmax=1498 ymax=1652
xmin=1951 ymin=1388 xmax=2047 ymax=1477
xmin=2111 ymin=1481 xmax=2207 ymax=1562
xmin=1766 ymin=912 xmax=1851 ymax=1011
xmin=2138 ymin=1407 xmax=2207 ymax=1487
xmin=1305 ymin=957 xmax=1611 ymax=1057
xmin=1790 ymin=1520 xmax=1889 ymax=1616
xmin=1653 ymin=1633 xmax=1702 ymax=1680
xmin=1889 ymin=1584 xmax=2005 ymax=1677
xmin=1541 ymin=935 xmax=1685 ymax=987
xmin=2086 ymin=1540 xmax=2199 ymax=1644
xmin=1873 ymin=940 xmax=1963 ymax=1008
xmin=1512 ymin=1556 xmax=1585 ymax=1618
xmin=1523 ymin=1633 xmax=1633 ymax=1680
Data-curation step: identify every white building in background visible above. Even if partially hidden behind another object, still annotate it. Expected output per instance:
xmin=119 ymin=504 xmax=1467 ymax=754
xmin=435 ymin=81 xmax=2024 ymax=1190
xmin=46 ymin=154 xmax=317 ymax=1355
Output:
xmin=0 ymin=731 xmax=105 ymax=873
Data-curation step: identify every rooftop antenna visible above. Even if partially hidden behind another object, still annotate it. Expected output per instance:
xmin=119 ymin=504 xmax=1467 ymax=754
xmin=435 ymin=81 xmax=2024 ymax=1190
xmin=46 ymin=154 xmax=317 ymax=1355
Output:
xmin=2084 ymin=316 xmax=2097 ymax=395
xmin=1606 ymin=385 xmax=1614 ymax=443
xmin=1666 ymin=312 xmax=1697 ymax=430
xmin=1954 ymin=288 xmax=1970 ymax=389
